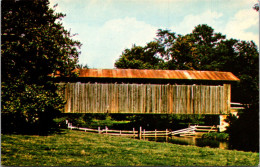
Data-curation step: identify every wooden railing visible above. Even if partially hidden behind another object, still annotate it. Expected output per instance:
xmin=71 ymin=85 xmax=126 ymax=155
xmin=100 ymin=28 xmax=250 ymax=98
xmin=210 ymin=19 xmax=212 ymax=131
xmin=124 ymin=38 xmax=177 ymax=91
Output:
xmin=67 ymin=122 xmax=138 ymax=137
xmin=170 ymin=126 xmax=196 ymax=136
xmin=192 ymin=125 xmax=218 ymax=133
xmin=139 ymin=127 xmax=169 ymax=137
xmin=67 ymin=121 xmax=218 ymax=138
xmin=230 ymin=102 xmax=246 ymax=110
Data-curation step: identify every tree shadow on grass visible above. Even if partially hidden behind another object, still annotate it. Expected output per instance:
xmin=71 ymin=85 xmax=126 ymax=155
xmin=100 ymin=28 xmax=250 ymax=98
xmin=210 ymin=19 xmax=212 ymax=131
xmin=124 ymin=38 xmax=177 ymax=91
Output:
xmin=1 ymin=112 xmax=67 ymax=136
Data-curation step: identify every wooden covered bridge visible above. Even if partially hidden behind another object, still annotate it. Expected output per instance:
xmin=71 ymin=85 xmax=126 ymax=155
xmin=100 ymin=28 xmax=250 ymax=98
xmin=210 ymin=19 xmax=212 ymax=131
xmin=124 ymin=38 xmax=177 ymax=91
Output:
xmin=57 ymin=69 xmax=239 ymax=115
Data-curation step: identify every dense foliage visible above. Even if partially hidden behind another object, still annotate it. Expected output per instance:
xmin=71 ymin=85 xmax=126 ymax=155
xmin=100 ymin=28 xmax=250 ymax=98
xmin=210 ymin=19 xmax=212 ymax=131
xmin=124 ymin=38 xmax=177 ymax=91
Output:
xmin=202 ymin=132 xmax=229 ymax=141
xmin=1 ymin=0 xmax=81 ymax=134
xmin=225 ymin=103 xmax=259 ymax=152
xmin=115 ymin=24 xmax=259 ymax=151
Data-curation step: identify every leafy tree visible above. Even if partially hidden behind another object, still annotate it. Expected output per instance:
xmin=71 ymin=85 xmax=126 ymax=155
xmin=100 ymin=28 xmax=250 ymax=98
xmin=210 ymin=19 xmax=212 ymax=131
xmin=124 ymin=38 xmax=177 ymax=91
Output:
xmin=115 ymin=43 xmax=164 ymax=69
xmin=1 ymin=0 xmax=81 ymax=134
xmin=253 ymin=3 xmax=259 ymax=11
xmin=115 ymin=24 xmax=259 ymax=151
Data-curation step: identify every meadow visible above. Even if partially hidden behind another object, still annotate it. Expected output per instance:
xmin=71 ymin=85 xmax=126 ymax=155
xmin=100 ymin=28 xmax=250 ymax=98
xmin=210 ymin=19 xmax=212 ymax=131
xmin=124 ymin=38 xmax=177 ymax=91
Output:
xmin=2 ymin=129 xmax=259 ymax=166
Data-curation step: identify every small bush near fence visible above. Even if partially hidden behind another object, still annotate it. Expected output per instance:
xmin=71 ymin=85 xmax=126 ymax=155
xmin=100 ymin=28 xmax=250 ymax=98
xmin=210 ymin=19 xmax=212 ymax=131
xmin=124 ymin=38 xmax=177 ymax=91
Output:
xmin=202 ymin=132 xmax=229 ymax=141
xmin=55 ymin=113 xmax=131 ymax=130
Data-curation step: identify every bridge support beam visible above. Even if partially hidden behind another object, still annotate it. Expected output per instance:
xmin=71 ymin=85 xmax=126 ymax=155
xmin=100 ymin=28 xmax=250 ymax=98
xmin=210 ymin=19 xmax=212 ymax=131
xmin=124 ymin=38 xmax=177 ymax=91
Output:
xmin=219 ymin=115 xmax=228 ymax=132
xmin=219 ymin=111 xmax=239 ymax=132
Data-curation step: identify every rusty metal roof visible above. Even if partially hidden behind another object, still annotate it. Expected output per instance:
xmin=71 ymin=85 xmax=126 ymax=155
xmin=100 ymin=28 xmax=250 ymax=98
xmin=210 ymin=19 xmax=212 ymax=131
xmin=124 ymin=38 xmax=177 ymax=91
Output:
xmin=75 ymin=69 xmax=240 ymax=81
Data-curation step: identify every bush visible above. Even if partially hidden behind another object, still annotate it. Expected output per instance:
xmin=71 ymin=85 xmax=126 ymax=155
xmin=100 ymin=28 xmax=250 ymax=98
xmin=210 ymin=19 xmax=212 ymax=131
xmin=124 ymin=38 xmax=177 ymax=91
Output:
xmin=1 ymin=82 xmax=65 ymax=135
xmin=225 ymin=104 xmax=259 ymax=152
xmin=60 ymin=113 xmax=115 ymax=129
xmin=202 ymin=132 xmax=229 ymax=141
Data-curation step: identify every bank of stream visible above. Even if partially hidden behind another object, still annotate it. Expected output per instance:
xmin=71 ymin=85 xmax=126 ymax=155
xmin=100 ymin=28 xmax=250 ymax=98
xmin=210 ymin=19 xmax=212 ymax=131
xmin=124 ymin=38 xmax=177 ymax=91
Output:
xmin=140 ymin=136 xmax=229 ymax=150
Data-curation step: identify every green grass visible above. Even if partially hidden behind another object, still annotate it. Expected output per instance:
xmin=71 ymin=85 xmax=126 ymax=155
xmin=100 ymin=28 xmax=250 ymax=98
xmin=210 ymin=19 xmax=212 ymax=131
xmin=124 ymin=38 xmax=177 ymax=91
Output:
xmin=2 ymin=130 xmax=259 ymax=166
xmin=90 ymin=118 xmax=131 ymax=128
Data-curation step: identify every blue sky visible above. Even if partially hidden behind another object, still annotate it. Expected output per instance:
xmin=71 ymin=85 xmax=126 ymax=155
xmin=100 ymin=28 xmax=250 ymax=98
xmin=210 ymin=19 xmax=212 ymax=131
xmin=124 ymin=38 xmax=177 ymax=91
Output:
xmin=49 ymin=0 xmax=259 ymax=69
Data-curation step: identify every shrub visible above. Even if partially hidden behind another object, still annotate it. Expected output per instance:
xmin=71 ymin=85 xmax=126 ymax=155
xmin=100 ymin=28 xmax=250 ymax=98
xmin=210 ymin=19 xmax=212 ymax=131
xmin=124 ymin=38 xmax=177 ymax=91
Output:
xmin=202 ymin=132 xmax=229 ymax=141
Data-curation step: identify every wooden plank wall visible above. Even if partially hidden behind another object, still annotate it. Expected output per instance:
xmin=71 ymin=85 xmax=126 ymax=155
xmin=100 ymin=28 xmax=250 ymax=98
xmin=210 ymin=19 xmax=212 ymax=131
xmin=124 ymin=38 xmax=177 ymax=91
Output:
xmin=58 ymin=83 xmax=231 ymax=115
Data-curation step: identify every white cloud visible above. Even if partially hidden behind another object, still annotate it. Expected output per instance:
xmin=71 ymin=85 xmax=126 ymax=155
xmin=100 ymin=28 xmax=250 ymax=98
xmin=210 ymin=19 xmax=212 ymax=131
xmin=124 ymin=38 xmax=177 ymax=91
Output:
xmin=171 ymin=10 xmax=223 ymax=35
xmin=78 ymin=17 xmax=158 ymax=68
xmin=171 ymin=9 xmax=258 ymax=46
xmin=223 ymin=8 xmax=258 ymax=44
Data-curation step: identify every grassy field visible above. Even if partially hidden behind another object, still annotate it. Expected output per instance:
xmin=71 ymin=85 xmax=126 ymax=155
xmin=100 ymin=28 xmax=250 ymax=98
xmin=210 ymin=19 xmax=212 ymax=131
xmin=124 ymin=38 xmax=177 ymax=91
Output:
xmin=2 ymin=129 xmax=259 ymax=166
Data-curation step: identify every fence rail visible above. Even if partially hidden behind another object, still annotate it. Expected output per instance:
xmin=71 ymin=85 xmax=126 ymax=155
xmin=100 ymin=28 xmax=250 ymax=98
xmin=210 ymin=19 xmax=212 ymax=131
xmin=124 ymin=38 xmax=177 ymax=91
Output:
xmin=230 ymin=102 xmax=246 ymax=110
xmin=170 ymin=127 xmax=196 ymax=136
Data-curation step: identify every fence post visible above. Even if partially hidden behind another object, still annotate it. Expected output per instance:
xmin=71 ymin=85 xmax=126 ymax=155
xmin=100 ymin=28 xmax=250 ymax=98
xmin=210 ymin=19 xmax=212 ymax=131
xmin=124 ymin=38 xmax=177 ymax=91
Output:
xmin=133 ymin=128 xmax=135 ymax=138
xmin=166 ymin=129 xmax=168 ymax=142
xmin=105 ymin=126 xmax=108 ymax=134
xmin=98 ymin=127 xmax=101 ymax=134
xmin=139 ymin=126 xmax=142 ymax=139
xmin=120 ymin=130 xmax=122 ymax=136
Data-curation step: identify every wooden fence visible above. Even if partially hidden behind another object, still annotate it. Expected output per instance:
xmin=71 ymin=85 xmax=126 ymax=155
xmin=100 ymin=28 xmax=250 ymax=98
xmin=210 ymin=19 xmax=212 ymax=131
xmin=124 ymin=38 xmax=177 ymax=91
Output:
xmin=67 ymin=122 xmax=218 ymax=138
xmin=58 ymin=83 xmax=231 ymax=115
xmin=67 ymin=122 xmax=139 ymax=137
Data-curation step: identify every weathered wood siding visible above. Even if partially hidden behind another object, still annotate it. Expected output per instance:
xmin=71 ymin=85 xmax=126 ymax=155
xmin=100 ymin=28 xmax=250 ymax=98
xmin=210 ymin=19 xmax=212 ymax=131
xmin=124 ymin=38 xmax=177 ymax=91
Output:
xmin=58 ymin=83 xmax=231 ymax=114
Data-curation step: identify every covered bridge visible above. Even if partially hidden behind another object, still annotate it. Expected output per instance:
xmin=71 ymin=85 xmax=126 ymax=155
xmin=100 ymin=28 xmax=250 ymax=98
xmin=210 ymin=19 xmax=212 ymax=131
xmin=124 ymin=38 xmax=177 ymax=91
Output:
xmin=57 ymin=69 xmax=239 ymax=115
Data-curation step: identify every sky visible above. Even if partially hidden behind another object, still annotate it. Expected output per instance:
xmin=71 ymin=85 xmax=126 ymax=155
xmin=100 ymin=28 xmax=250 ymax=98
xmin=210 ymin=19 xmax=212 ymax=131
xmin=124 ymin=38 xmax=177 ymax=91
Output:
xmin=49 ymin=0 xmax=259 ymax=69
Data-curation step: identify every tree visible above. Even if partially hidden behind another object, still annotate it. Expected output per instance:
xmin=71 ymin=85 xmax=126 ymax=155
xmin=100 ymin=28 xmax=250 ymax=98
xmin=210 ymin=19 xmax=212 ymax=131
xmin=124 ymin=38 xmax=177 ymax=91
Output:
xmin=115 ymin=43 xmax=165 ymax=69
xmin=253 ymin=3 xmax=259 ymax=11
xmin=115 ymin=24 xmax=259 ymax=104
xmin=1 ymin=0 xmax=81 ymax=134
xmin=115 ymin=24 xmax=259 ymax=151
